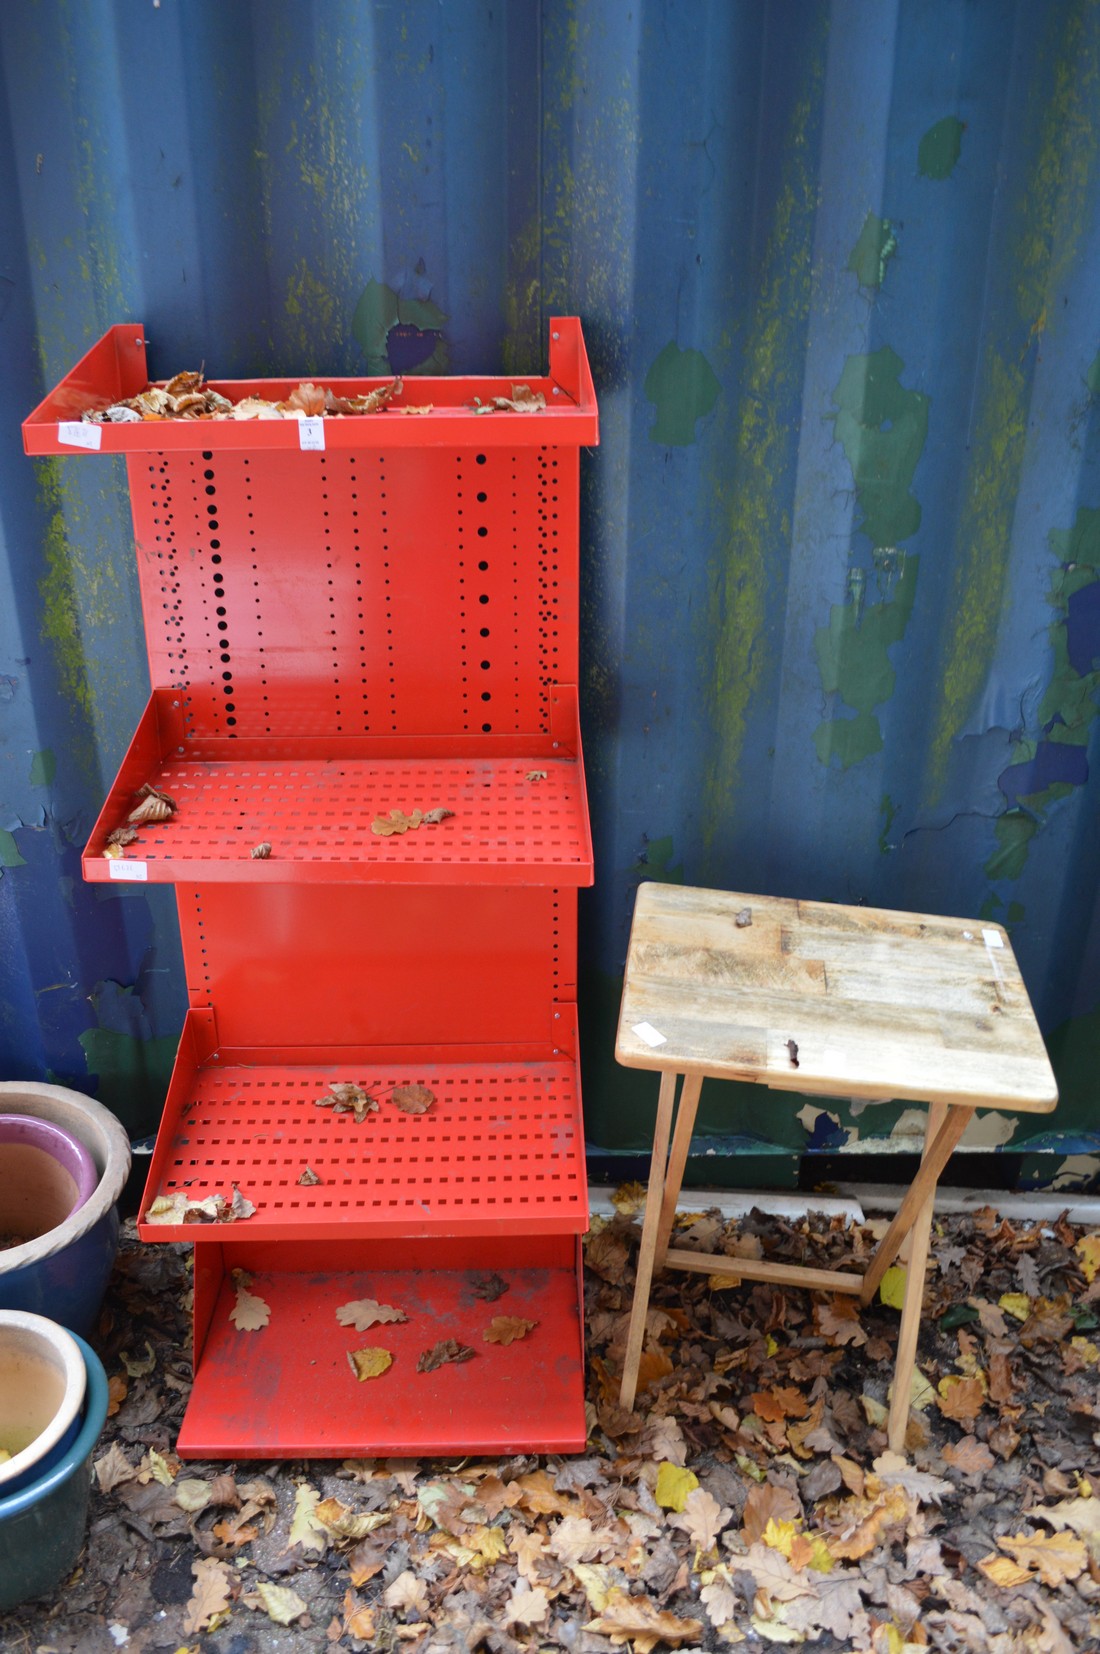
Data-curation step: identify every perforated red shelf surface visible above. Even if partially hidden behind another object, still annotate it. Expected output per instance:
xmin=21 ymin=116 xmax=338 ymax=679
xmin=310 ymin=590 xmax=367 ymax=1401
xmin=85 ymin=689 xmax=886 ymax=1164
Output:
xmin=137 ymin=1011 xmax=588 ymax=1243
xmin=179 ymin=1244 xmax=586 ymax=1458
xmin=22 ymin=319 xmax=598 ymax=453
xmin=85 ymin=691 xmax=592 ymax=885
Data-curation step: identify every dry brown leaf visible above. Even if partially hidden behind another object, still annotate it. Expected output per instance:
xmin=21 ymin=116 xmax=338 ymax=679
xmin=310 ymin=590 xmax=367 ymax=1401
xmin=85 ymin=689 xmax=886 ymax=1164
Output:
xmin=417 ymin=1338 xmax=475 ymax=1372
xmin=337 ymin=1298 xmax=408 ymax=1330
xmin=826 ymin=1484 xmax=910 ymax=1561
xmin=383 ymin=1570 xmax=430 ymax=1616
xmin=421 ymin=806 xmax=454 ymax=824
xmin=336 ymin=1588 xmax=376 ymax=1641
xmin=976 ymin=1551 xmax=1035 ymax=1588
xmin=283 ymin=382 xmax=326 ymax=417
xmin=297 ymin=1164 xmax=321 ymax=1185
xmin=936 ymin=1374 xmax=985 ymax=1421
xmin=229 ymin=1184 xmax=256 ymax=1220
xmin=471 ymin=1271 xmax=509 ymax=1301
xmin=314 ymin=1497 xmax=390 ymax=1541
xmin=741 ymin=1481 xmax=802 ymax=1545
xmin=669 ymin=1486 xmax=733 ymax=1551
xmin=751 ymin=1385 xmax=810 ymax=1422
xmin=250 ymin=1581 xmax=308 ymax=1625
xmin=230 ymin=1270 xmax=270 ymax=1331
xmin=504 ymin=1584 xmax=551 ymax=1627
xmin=813 ymin=1295 xmax=867 ymax=1347
xmin=484 ymin=1315 xmax=536 ymax=1345
xmin=584 ymin=1587 xmax=703 ymax=1652
xmin=106 ymin=1374 xmax=128 ymax=1416
xmin=347 ymin=1347 xmax=393 ymax=1381
xmin=585 ymin=1226 xmax=631 ymax=1284
xmin=250 ymin=841 xmax=272 ymax=859
xmin=526 ymin=768 xmax=548 ymax=781
xmin=94 ymin=1441 xmax=138 ymax=1493
xmin=391 ymin=1083 xmax=434 ymax=1113
xmin=316 ymin=1081 xmax=378 ymax=1123
xmin=182 ymin=1558 xmax=233 ymax=1634
xmin=372 ymin=808 xmax=424 ymax=836
xmin=943 ymin=1436 xmax=995 ymax=1477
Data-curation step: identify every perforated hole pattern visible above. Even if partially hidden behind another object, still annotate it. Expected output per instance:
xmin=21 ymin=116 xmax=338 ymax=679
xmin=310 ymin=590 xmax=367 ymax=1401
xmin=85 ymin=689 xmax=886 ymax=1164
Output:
xmin=159 ymin=1058 xmax=586 ymax=1228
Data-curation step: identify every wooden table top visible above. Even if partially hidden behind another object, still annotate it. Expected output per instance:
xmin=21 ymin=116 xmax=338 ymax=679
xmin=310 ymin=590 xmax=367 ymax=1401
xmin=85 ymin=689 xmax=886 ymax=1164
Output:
xmin=615 ymin=883 xmax=1058 ymax=1112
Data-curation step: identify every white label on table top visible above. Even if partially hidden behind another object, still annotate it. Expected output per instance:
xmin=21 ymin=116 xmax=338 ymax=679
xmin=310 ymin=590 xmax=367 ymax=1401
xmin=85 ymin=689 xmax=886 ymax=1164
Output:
xmin=298 ymin=416 xmax=325 ymax=451
xmin=982 ymin=928 xmax=1004 ymax=949
xmin=632 ymin=1021 xmax=667 ymax=1048
xmin=57 ymin=421 xmax=102 ymax=449
xmin=108 ymin=859 xmax=148 ymax=881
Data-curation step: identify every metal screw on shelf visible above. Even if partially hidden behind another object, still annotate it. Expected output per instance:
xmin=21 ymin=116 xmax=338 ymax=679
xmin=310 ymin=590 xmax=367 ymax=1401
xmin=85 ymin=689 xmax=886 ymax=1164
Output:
xmin=552 ymin=331 xmax=560 ymax=340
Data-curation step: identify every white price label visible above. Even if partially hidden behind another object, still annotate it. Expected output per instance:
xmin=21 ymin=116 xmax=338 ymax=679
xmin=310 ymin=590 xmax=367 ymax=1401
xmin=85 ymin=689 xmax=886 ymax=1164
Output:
xmin=981 ymin=928 xmax=1004 ymax=949
xmin=631 ymin=1021 xmax=667 ymax=1048
xmin=57 ymin=421 xmax=102 ymax=449
xmin=108 ymin=859 xmax=148 ymax=881
xmin=298 ymin=416 xmax=325 ymax=451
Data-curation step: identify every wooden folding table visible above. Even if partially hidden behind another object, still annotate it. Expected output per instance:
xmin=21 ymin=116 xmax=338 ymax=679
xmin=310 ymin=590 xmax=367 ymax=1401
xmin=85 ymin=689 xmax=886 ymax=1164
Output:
xmin=615 ymin=883 xmax=1058 ymax=1453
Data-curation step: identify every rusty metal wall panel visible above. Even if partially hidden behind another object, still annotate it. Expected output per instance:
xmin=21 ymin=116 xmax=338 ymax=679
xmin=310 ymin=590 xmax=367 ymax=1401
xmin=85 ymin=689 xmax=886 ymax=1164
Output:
xmin=1 ymin=0 xmax=1097 ymax=1183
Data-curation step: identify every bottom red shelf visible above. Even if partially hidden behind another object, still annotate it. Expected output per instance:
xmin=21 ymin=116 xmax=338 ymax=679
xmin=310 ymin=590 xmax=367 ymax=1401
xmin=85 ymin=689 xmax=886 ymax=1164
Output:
xmin=181 ymin=1242 xmax=586 ymax=1459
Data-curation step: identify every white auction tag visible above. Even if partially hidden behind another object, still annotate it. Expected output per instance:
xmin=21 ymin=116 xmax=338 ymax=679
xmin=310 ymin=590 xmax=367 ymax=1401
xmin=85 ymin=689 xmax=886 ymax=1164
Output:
xmin=108 ymin=859 xmax=148 ymax=881
xmin=57 ymin=421 xmax=102 ymax=449
xmin=981 ymin=928 xmax=1004 ymax=949
xmin=632 ymin=1021 xmax=667 ymax=1048
xmin=298 ymin=416 xmax=325 ymax=451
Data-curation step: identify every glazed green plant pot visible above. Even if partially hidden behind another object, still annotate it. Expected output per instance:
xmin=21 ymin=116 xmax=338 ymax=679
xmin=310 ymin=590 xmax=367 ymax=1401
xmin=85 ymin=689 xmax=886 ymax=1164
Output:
xmin=0 ymin=1333 xmax=108 ymax=1610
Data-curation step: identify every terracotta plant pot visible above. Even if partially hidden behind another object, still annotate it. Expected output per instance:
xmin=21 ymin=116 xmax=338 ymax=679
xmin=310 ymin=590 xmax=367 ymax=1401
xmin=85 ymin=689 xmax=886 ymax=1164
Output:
xmin=0 ymin=1114 xmax=99 ymax=1245
xmin=0 ymin=1085 xmax=131 ymax=1337
xmin=0 ymin=1332 xmax=108 ymax=1610
xmin=0 ymin=1311 xmax=87 ymax=1494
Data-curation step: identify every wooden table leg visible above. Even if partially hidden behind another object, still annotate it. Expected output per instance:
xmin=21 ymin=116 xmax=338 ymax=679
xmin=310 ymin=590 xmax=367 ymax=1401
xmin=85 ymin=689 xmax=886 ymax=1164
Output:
xmin=886 ymin=1100 xmax=947 ymax=1454
xmin=654 ymin=1072 xmax=703 ymax=1268
xmin=619 ymin=1070 xmax=680 ymax=1413
xmin=860 ymin=1103 xmax=970 ymax=1305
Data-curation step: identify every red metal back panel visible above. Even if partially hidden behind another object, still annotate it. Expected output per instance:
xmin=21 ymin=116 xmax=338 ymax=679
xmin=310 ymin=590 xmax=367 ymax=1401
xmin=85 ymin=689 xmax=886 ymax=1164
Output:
xmin=177 ymin=884 xmax=574 ymax=1047
xmin=127 ymin=447 xmax=578 ymax=740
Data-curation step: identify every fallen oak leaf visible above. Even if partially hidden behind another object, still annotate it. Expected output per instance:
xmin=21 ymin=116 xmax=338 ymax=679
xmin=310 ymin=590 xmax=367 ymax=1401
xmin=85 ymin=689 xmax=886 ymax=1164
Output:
xmin=936 ymin=1373 xmax=985 ymax=1422
xmin=335 ymin=1588 xmax=376 ymax=1642
xmin=525 ymin=769 xmax=548 ymax=782
xmin=942 ymin=1436 xmax=995 ymax=1478
xmin=1075 ymin=1232 xmax=1100 ymax=1284
xmin=391 ymin=1083 xmax=434 ymax=1113
xmin=871 ymin=1449 xmax=952 ymax=1505
xmin=297 ymin=1164 xmax=321 ymax=1185
xmin=741 ymin=1481 xmax=802 ymax=1544
xmin=286 ymin=1482 xmax=328 ymax=1555
xmin=229 ymin=1269 xmax=270 ymax=1331
xmin=347 ymin=1347 xmax=393 ymax=1381
xmin=668 ymin=1486 xmax=733 ymax=1551
xmin=584 ymin=1587 xmax=703 ymax=1652
xmin=384 ymin=1570 xmax=430 ymax=1617
xmin=484 ymin=1315 xmax=536 ymax=1345
xmin=1035 ymin=1494 xmax=1100 ymax=1561
xmin=371 ymin=808 xmax=423 ymax=836
xmin=417 ymin=1338 xmax=475 ymax=1372
xmin=174 ymin=1477 xmax=214 ymax=1513
xmin=316 ymin=1080 xmax=378 ymax=1122
xmin=336 ymin=1298 xmax=408 ymax=1331
xmin=976 ymin=1552 xmax=1036 ymax=1588
xmin=503 ymin=1584 xmax=551 ymax=1627
xmin=182 ymin=1558 xmax=233 ymax=1635
xmin=995 ymin=1529 xmax=1088 ymax=1587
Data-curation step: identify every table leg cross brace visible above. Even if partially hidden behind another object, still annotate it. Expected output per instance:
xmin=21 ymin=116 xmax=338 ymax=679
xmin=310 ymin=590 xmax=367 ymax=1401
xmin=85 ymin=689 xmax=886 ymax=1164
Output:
xmin=618 ymin=1078 xmax=972 ymax=1455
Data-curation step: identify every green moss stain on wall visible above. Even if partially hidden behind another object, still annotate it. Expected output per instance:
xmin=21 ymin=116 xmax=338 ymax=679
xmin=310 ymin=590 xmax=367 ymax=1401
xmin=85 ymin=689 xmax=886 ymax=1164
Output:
xmin=1046 ymin=1004 xmax=1100 ymax=1134
xmin=0 ymin=830 xmax=27 ymax=869
xmin=985 ymin=810 xmax=1040 ymax=882
xmin=815 ymin=553 xmax=919 ymax=768
xmin=501 ymin=216 xmax=543 ymax=377
xmin=29 ymin=750 xmax=56 ymax=789
xmin=702 ymin=54 xmax=823 ymax=846
xmin=832 ymin=349 xmax=928 ymax=546
xmin=847 ymin=212 xmax=897 ymax=289
xmin=78 ymin=1026 xmax=178 ymax=1138
xmin=918 ymin=115 xmax=965 ymax=180
xmin=929 ymin=6 xmax=1100 ymax=793
xmin=644 ymin=342 xmax=721 ymax=445
xmin=814 ymin=349 xmax=928 ymax=767
xmin=37 ymin=458 xmax=94 ymax=725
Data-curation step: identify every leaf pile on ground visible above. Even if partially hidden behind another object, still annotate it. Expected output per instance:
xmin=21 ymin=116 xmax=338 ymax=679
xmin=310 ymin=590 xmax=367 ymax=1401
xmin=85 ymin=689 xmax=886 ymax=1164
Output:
xmin=4 ymin=1201 xmax=1100 ymax=1652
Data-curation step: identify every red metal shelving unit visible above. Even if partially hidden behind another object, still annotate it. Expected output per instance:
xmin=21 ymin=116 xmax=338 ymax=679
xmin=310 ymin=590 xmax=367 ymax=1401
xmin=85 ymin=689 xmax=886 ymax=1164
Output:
xmin=25 ymin=321 xmax=598 ymax=1457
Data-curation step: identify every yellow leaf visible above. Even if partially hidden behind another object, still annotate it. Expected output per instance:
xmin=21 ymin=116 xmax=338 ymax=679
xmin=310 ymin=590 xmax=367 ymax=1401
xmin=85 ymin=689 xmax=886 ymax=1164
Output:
xmin=976 ymin=1552 xmax=1033 ymax=1588
xmin=1075 ymin=1232 xmax=1100 ymax=1284
xmin=656 ymin=1462 xmax=700 ymax=1511
xmin=765 ymin=1335 xmax=778 ymax=1357
xmin=761 ymin=1517 xmax=801 ymax=1557
xmin=573 ymin=1562 xmax=615 ymax=1612
xmin=998 ymin=1292 xmax=1030 ymax=1321
xmin=998 ymin=1530 xmax=1088 ymax=1587
xmin=347 ymin=1346 xmax=393 ymax=1381
xmin=313 ymin=1498 xmax=390 ymax=1541
xmin=909 ymin=1368 xmax=935 ymax=1412
xmin=805 ymin=1533 xmax=835 ymax=1573
xmin=253 ymin=1583 xmax=308 ymax=1625
xmin=146 ymin=1449 xmax=175 ymax=1486
xmin=1070 ymin=1336 xmax=1100 ymax=1366
xmin=879 ymin=1266 xmax=907 ymax=1309
xmin=465 ymin=1524 xmax=508 ymax=1565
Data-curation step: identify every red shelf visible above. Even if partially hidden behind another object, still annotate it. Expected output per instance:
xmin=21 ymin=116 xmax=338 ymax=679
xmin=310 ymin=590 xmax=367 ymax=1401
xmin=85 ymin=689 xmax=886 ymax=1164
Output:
xmin=85 ymin=689 xmax=592 ymax=886
xmin=137 ymin=1011 xmax=588 ymax=1243
xmin=22 ymin=319 xmax=598 ymax=454
xmin=180 ymin=1245 xmax=586 ymax=1458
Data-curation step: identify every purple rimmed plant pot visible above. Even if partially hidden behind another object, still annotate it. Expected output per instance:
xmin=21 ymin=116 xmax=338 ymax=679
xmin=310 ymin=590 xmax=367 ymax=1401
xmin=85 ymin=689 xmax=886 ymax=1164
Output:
xmin=0 ymin=1115 xmax=99 ymax=1244
xmin=0 ymin=1086 xmax=131 ymax=1339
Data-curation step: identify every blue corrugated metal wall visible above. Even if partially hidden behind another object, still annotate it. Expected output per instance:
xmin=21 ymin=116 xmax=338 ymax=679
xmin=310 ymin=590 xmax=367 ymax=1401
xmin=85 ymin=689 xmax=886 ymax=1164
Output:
xmin=1 ymin=0 xmax=1097 ymax=1182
